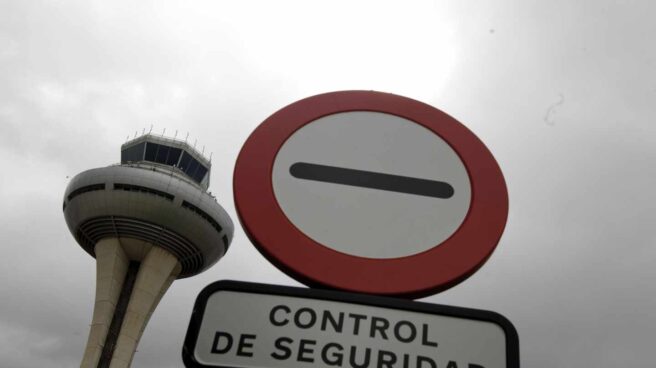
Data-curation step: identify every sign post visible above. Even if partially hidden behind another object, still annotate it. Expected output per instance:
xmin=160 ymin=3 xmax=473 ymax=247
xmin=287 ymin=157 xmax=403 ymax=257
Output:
xmin=183 ymin=281 xmax=519 ymax=368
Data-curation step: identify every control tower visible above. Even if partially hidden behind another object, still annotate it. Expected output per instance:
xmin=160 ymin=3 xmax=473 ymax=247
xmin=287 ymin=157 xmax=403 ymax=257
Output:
xmin=63 ymin=133 xmax=233 ymax=368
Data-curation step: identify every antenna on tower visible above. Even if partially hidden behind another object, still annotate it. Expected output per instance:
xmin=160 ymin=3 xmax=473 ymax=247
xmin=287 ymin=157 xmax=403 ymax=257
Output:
xmin=126 ymin=135 xmax=130 ymax=142
xmin=162 ymin=128 xmax=166 ymax=137
xmin=193 ymin=139 xmax=197 ymax=149
xmin=134 ymin=131 xmax=137 ymax=139
xmin=174 ymin=130 xmax=178 ymax=139
xmin=149 ymin=124 xmax=153 ymax=134
xmin=209 ymin=152 xmax=213 ymax=162
xmin=202 ymin=145 xmax=205 ymax=155
xmin=185 ymin=132 xmax=189 ymax=142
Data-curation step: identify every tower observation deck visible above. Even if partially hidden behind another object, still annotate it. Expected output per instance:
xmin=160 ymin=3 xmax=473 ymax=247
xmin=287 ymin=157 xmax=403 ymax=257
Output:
xmin=63 ymin=133 xmax=233 ymax=368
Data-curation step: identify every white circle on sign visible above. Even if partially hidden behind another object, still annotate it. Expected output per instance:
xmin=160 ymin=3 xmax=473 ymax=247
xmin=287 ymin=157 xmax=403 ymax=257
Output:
xmin=272 ymin=111 xmax=471 ymax=259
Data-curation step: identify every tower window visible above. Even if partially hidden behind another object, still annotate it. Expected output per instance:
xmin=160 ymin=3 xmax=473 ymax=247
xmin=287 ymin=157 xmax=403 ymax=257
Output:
xmin=144 ymin=142 xmax=158 ymax=162
xmin=68 ymin=183 xmax=106 ymax=201
xmin=121 ymin=143 xmax=145 ymax=163
xmin=192 ymin=164 xmax=208 ymax=183
xmin=165 ymin=147 xmax=182 ymax=166
xmin=143 ymin=143 xmax=184 ymax=168
xmin=113 ymin=183 xmax=174 ymax=201
xmin=178 ymin=152 xmax=207 ymax=183
xmin=182 ymin=200 xmax=223 ymax=234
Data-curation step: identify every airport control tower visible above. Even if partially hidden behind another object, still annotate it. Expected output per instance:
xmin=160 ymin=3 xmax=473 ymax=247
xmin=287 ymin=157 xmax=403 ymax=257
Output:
xmin=63 ymin=133 xmax=234 ymax=368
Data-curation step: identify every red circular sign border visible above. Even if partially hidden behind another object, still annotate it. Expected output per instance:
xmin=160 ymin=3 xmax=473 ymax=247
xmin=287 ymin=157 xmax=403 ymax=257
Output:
xmin=234 ymin=91 xmax=508 ymax=298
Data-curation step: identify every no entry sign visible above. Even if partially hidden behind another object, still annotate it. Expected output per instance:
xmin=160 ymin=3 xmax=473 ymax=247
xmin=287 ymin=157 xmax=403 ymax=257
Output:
xmin=183 ymin=281 xmax=519 ymax=368
xmin=234 ymin=91 xmax=508 ymax=297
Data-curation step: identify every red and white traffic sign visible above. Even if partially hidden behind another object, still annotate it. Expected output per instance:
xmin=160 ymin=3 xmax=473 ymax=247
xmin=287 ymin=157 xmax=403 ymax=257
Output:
xmin=234 ymin=91 xmax=508 ymax=298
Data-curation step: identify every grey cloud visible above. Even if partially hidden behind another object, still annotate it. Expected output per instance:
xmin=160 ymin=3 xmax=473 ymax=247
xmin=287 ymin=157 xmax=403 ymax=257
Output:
xmin=1 ymin=1 xmax=655 ymax=367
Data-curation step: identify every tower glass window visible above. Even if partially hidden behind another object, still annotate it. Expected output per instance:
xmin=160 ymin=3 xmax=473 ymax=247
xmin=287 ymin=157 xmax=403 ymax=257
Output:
xmin=121 ymin=142 xmax=145 ymax=163
xmin=144 ymin=142 xmax=158 ymax=161
xmin=166 ymin=147 xmax=182 ymax=166
xmin=144 ymin=143 xmax=183 ymax=167
xmin=185 ymin=156 xmax=200 ymax=178
xmin=179 ymin=151 xmax=192 ymax=172
xmin=121 ymin=140 xmax=208 ymax=185
xmin=154 ymin=144 xmax=170 ymax=163
xmin=192 ymin=164 xmax=208 ymax=182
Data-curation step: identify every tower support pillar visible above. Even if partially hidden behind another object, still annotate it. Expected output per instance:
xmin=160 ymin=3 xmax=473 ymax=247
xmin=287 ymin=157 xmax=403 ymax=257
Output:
xmin=108 ymin=247 xmax=180 ymax=368
xmin=81 ymin=239 xmax=129 ymax=368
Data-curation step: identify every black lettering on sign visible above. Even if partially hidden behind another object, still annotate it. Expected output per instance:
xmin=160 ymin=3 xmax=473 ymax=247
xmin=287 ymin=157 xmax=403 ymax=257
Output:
xmin=236 ymin=334 xmax=256 ymax=357
xmin=211 ymin=332 xmax=232 ymax=354
xmin=271 ymin=337 xmax=293 ymax=360
xmin=417 ymin=356 xmax=437 ymax=368
xmin=421 ymin=324 xmax=438 ymax=347
xmin=294 ymin=307 xmax=317 ymax=329
xmin=321 ymin=342 xmax=344 ymax=366
xmin=348 ymin=313 xmax=368 ymax=335
xmin=377 ymin=350 xmax=397 ymax=368
xmin=394 ymin=320 xmax=417 ymax=343
xmin=297 ymin=339 xmax=316 ymax=363
xmin=370 ymin=317 xmax=390 ymax=340
xmin=321 ymin=310 xmax=344 ymax=333
xmin=402 ymin=353 xmax=410 ymax=368
xmin=270 ymin=305 xmax=290 ymax=326
xmin=349 ymin=346 xmax=371 ymax=368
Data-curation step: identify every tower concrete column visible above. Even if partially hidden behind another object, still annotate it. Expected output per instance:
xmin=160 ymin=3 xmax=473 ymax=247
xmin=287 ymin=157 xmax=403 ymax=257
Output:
xmin=108 ymin=247 xmax=181 ymax=368
xmin=81 ymin=238 xmax=129 ymax=368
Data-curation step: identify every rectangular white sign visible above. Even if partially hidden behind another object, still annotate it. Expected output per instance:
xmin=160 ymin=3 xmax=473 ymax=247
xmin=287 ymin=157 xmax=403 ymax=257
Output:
xmin=183 ymin=281 xmax=519 ymax=368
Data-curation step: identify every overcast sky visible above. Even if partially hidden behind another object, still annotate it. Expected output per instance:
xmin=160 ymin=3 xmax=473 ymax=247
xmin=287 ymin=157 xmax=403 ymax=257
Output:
xmin=1 ymin=0 xmax=655 ymax=367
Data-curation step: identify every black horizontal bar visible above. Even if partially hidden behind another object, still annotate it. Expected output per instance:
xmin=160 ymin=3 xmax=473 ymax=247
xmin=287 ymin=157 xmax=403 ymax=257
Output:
xmin=289 ymin=162 xmax=454 ymax=199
